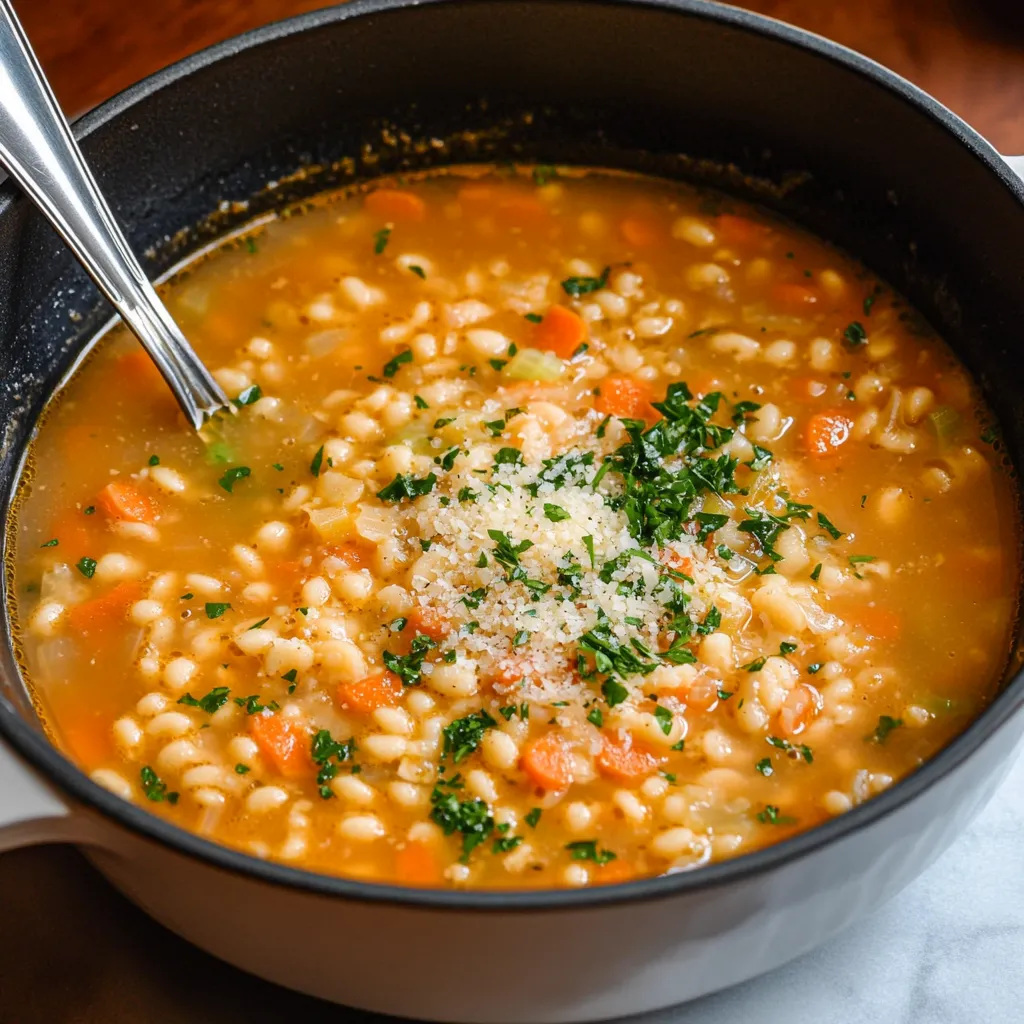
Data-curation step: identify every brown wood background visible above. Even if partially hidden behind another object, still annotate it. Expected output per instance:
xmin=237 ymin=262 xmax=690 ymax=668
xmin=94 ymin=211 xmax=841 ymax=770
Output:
xmin=3 ymin=0 xmax=1024 ymax=1020
xmin=13 ymin=0 xmax=1024 ymax=151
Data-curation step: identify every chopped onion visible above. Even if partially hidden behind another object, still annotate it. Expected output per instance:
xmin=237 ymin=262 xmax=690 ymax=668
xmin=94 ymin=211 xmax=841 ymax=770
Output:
xmin=34 ymin=637 xmax=80 ymax=683
xmin=927 ymin=405 xmax=960 ymax=446
xmin=503 ymin=348 xmax=564 ymax=381
xmin=304 ymin=328 xmax=348 ymax=358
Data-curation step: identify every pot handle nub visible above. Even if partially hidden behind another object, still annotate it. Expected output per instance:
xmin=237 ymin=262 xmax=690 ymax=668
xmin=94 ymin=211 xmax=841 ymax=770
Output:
xmin=0 ymin=738 xmax=76 ymax=852
xmin=1002 ymin=154 xmax=1024 ymax=181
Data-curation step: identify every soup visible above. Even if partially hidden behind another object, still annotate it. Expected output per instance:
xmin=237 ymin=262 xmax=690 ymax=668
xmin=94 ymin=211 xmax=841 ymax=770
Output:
xmin=9 ymin=169 xmax=1018 ymax=889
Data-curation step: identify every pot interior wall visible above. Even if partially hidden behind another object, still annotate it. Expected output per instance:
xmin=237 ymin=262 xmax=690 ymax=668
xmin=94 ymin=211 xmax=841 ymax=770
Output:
xmin=4 ymin=0 xmax=1024 ymax=725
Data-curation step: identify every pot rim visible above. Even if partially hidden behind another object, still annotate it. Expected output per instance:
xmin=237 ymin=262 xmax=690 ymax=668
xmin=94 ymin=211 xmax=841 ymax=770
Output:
xmin=2 ymin=0 xmax=1023 ymax=912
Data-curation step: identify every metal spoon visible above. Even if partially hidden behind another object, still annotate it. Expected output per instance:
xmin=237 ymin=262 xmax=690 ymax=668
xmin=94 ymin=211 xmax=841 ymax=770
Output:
xmin=0 ymin=0 xmax=230 ymax=430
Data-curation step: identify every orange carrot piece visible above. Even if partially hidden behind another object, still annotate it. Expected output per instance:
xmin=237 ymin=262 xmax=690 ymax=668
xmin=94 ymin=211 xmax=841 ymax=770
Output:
xmin=596 ymin=734 xmax=661 ymax=784
xmin=804 ymin=410 xmax=854 ymax=456
xmin=777 ymin=683 xmax=822 ymax=737
xmin=46 ymin=509 xmax=95 ymax=563
xmin=96 ymin=481 xmax=159 ymax=524
xmin=595 ymin=375 xmax=656 ymax=420
xmin=772 ymin=282 xmax=820 ymax=309
xmin=365 ymin=188 xmax=427 ymax=222
xmin=249 ymin=714 xmax=313 ymax=779
xmin=67 ymin=581 xmax=143 ymax=633
xmin=458 ymin=182 xmax=496 ymax=207
xmin=521 ymin=732 xmax=575 ymax=790
xmin=117 ymin=349 xmax=164 ymax=388
xmin=714 ymin=213 xmax=765 ymax=246
xmin=324 ymin=542 xmax=373 ymax=570
xmin=848 ymin=605 xmax=902 ymax=641
xmin=405 ymin=606 xmax=452 ymax=643
xmin=789 ymin=375 xmax=828 ymax=400
xmin=394 ymin=842 xmax=443 ymax=885
xmin=337 ymin=670 xmax=404 ymax=715
xmin=592 ymin=858 xmax=635 ymax=885
xmin=680 ymin=677 xmax=720 ymax=713
xmin=496 ymin=193 xmax=548 ymax=227
xmin=620 ymin=215 xmax=664 ymax=248
xmin=62 ymin=718 xmax=113 ymax=769
xmin=660 ymin=550 xmax=693 ymax=576
xmin=534 ymin=305 xmax=587 ymax=359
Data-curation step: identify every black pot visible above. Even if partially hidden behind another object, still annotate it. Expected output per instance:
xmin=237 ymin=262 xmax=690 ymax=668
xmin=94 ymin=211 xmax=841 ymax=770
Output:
xmin=1 ymin=2 xmax=1022 ymax=1020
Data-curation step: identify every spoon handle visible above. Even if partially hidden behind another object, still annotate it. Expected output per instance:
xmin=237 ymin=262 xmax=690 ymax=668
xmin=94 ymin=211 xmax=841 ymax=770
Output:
xmin=0 ymin=0 xmax=229 ymax=430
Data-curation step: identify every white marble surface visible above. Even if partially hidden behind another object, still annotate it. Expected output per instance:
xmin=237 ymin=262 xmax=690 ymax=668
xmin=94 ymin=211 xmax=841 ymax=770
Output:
xmin=633 ymin=750 xmax=1024 ymax=1024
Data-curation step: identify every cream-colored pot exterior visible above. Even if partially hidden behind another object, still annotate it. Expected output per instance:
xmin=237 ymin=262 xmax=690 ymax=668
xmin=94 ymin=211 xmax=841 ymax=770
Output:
xmin=1 ymin=719 xmax=1021 ymax=1023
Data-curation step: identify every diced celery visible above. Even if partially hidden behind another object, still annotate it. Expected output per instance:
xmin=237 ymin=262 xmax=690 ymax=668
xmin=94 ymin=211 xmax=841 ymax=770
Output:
xmin=503 ymin=347 xmax=564 ymax=381
xmin=927 ymin=405 xmax=960 ymax=446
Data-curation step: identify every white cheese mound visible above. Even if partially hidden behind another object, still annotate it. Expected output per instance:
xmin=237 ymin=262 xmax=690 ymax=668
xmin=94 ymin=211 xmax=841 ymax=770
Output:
xmin=400 ymin=458 xmax=729 ymax=706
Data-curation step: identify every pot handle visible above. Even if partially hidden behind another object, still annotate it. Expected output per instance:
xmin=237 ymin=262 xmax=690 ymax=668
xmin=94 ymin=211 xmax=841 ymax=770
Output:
xmin=1002 ymin=154 xmax=1024 ymax=181
xmin=0 ymin=738 xmax=77 ymax=852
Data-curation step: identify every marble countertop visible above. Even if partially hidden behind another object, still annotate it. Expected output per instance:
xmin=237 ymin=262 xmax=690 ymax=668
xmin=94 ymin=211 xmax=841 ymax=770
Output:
xmin=2 ymin=751 xmax=1022 ymax=1023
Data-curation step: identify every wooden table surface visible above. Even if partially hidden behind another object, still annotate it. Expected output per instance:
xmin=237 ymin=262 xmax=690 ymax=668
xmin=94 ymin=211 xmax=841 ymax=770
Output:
xmin=3 ymin=1 xmax=1024 ymax=1021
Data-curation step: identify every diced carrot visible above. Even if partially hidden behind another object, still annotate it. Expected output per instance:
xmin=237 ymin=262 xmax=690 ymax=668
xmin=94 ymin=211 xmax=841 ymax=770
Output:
xmin=405 ymin=606 xmax=452 ymax=643
xmin=620 ymin=215 xmax=664 ymax=248
xmin=521 ymin=732 xmax=575 ymax=791
xmin=680 ymin=677 xmax=720 ymax=713
xmin=96 ymin=481 xmax=159 ymax=524
xmin=394 ymin=841 xmax=443 ymax=885
xmin=249 ymin=714 xmax=313 ymax=779
xmin=46 ymin=509 xmax=96 ymax=563
xmin=777 ymin=683 xmax=822 ymax=737
xmin=715 ymin=213 xmax=766 ymax=246
xmin=661 ymin=550 xmax=693 ymax=576
xmin=804 ymin=410 xmax=854 ymax=456
xmin=62 ymin=718 xmax=113 ymax=769
xmin=365 ymin=188 xmax=427 ymax=223
xmin=772 ymin=282 xmax=820 ymax=309
xmin=534 ymin=305 xmax=587 ymax=359
xmin=789 ymin=375 xmax=828 ymax=400
xmin=323 ymin=542 xmax=373 ymax=570
xmin=458 ymin=182 xmax=496 ymax=207
xmin=337 ymin=670 xmax=404 ymax=715
xmin=489 ymin=658 xmax=528 ymax=693
xmin=67 ymin=581 xmax=143 ymax=633
xmin=595 ymin=375 xmax=656 ymax=419
xmin=848 ymin=605 xmax=902 ymax=641
xmin=496 ymin=193 xmax=547 ymax=227
xmin=596 ymin=734 xmax=662 ymax=784
xmin=117 ymin=349 xmax=164 ymax=388
xmin=592 ymin=858 xmax=635 ymax=885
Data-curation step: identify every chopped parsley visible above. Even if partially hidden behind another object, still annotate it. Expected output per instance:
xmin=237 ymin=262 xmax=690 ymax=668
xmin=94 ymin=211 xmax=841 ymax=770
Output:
xmin=843 ymin=321 xmax=867 ymax=346
xmin=755 ymin=758 xmax=773 ymax=777
xmin=868 ymin=715 xmax=903 ymax=744
xmin=543 ymin=503 xmax=570 ymax=522
xmin=373 ymin=226 xmax=391 ymax=254
xmin=767 ymin=735 xmax=813 ymax=763
xmin=177 ymin=686 xmax=231 ymax=714
xmin=218 ymin=465 xmax=251 ymax=493
xmin=75 ymin=556 xmax=97 ymax=578
xmin=560 ymin=266 xmax=610 ymax=298
xmin=757 ymin=804 xmax=797 ymax=825
xmin=234 ymin=763 xmax=251 ymax=775
xmin=382 ymin=633 xmax=437 ymax=686
xmin=816 ymin=512 xmax=843 ymax=539
xmin=565 ymin=840 xmax=616 ymax=864
xmin=430 ymin=785 xmax=494 ymax=861
xmin=235 ymin=384 xmax=262 ymax=406
xmin=383 ymin=349 xmax=413 ymax=378
xmin=204 ymin=602 xmax=231 ymax=619
xmin=524 ymin=312 xmax=543 ymax=324
xmin=377 ymin=472 xmax=437 ymax=502
xmin=442 ymin=709 xmax=497 ymax=763
xmin=40 ymin=538 xmax=58 ymax=548
xmin=653 ymin=704 xmax=674 ymax=736
xmin=409 ymin=264 xmax=426 ymax=279
xmin=525 ymin=807 xmax=542 ymax=828
xmin=233 ymin=694 xmax=278 ymax=715
xmin=311 ymin=729 xmax=357 ymax=798
xmin=310 ymin=445 xmax=325 ymax=477
xmin=741 ymin=656 xmax=767 ymax=672
xmin=140 ymin=766 xmax=178 ymax=805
